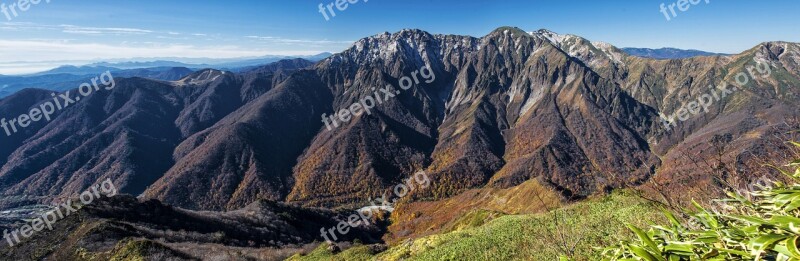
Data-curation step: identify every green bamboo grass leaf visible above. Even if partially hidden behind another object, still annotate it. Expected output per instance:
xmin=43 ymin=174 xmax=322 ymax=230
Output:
xmin=789 ymin=159 xmax=800 ymax=166
xmin=769 ymin=216 xmax=800 ymax=233
xmin=628 ymin=225 xmax=662 ymax=255
xmin=692 ymin=201 xmax=721 ymax=229
xmin=691 ymin=200 xmax=708 ymax=213
xmin=773 ymin=193 xmax=800 ymax=206
xmin=651 ymin=226 xmax=675 ymax=233
xmin=694 ymin=236 xmax=721 ymax=243
xmin=663 ymin=242 xmax=694 ymax=255
xmin=768 ymin=164 xmax=798 ymax=179
xmin=750 ymin=234 xmax=790 ymax=260
xmin=785 ymin=199 xmax=800 ymax=212
xmin=786 ymin=236 xmax=800 ymax=258
xmin=713 ymin=247 xmax=750 ymax=257
xmin=772 ymin=243 xmax=793 ymax=258
xmin=700 ymin=249 xmax=719 ymax=259
xmin=725 ymin=214 xmax=768 ymax=225
xmin=662 ymin=210 xmax=683 ymax=229
xmin=628 ymin=244 xmax=663 ymax=261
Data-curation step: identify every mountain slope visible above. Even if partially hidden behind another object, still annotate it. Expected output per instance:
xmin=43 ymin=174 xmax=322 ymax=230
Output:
xmin=0 ymin=60 xmax=314 ymax=206
xmin=144 ymin=69 xmax=332 ymax=210
xmin=0 ymin=195 xmax=383 ymax=260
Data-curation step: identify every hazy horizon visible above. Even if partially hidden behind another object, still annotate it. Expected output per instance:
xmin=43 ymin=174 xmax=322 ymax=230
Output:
xmin=1 ymin=0 xmax=799 ymax=74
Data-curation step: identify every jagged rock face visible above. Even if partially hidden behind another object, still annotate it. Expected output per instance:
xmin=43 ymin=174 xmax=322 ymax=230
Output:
xmin=286 ymin=27 xmax=662 ymax=203
xmin=411 ymin=28 xmax=660 ymax=198
xmin=0 ymin=27 xmax=798 ymax=210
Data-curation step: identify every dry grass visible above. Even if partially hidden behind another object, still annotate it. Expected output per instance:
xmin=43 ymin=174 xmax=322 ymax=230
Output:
xmin=385 ymin=179 xmax=561 ymax=244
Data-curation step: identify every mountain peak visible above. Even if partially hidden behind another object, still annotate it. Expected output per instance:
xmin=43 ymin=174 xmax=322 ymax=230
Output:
xmin=366 ymin=29 xmax=432 ymax=41
xmin=173 ymin=68 xmax=228 ymax=86
xmin=532 ymin=28 xmax=557 ymax=35
xmin=492 ymin=26 xmax=527 ymax=34
xmin=397 ymin=28 xmax=428 ymax=35
xmin=487 ymin=26 xmax=530 ymax=40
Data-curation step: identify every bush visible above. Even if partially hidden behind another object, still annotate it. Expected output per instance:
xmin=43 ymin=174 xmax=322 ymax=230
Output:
xmin=601 ymin=142 xmax=800 ymax=260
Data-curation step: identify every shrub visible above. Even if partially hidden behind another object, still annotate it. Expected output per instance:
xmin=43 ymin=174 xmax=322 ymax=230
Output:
xmin=601 ymin=142 xmax=800 ymax=260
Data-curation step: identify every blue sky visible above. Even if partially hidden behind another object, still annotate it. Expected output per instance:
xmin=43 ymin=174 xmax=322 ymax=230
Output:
xmin=0 ymin=0 xmax=798 ymax=74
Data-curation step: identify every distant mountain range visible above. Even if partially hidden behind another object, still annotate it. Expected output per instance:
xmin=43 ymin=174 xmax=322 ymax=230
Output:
xmin=0 ymin=53 xmax=333 ymax=98
xmin=84 ymin=52 xmax=332 ymax=71
xmin=621 ymin=47 xmax=727 ymax=59
xmin=0 ymin=67 xmax=195 ymax=98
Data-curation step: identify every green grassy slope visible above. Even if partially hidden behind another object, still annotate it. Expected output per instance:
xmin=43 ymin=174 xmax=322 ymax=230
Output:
xmin=288 ymin=192 xmax=664 ymax=261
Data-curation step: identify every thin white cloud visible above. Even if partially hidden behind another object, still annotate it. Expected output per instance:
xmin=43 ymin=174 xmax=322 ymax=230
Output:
xmin=0 ymin=22 xmax=347 ymax=74
xmin=245 ymin=35 xmax=353 ymax=46
xmin=0 ymin=23 xmax=154 ymax=35
xmin=0 ymin=40 xmax=304 ymax=60
xmin=0 ymin=21 xmax=57 ymax=31
xmin=0 ymin=39 xmax=327 ymax=74
xmin=0 ymin=62 xmax=68 ymax=75
xmin=60 ymin=24 xmax=153 ymax=35
xmin=246 ymin=36 xmax=277 ymax=40
xmin=156 ymin=35 xmax=190 ymax=40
